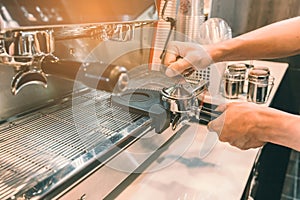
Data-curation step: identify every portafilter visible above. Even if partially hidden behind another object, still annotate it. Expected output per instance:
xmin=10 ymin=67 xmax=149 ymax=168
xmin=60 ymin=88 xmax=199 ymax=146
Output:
xmin=111 ymin=75 xmax=222 ymax=133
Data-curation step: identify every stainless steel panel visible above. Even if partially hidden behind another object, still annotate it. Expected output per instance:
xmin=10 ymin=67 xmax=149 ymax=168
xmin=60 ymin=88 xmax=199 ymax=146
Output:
xmin=0 ymin=0 xmax=158 ymax=28
xmin=0 ymin=65 xmax=76 ymax=122
xmin=0 ymin=89 xmax=151 ymax=200
xmin=0 ymin=1 xmax=160 ymax=199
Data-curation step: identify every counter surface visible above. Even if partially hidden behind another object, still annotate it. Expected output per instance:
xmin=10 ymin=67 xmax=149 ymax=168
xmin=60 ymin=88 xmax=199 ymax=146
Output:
xmin=113 ymin=60 xmax=288 ymax=200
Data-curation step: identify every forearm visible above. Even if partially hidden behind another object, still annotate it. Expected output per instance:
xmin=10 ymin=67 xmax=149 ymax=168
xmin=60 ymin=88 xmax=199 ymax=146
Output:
xmin=209 ymin=16 xmax=300 ymax=62
xmin=257 ymin=108 xmax=300 ymax=151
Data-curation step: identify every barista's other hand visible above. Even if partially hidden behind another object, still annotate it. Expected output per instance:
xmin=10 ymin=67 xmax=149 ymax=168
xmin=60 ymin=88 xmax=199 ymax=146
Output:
xmin=164 ymin=41 xmax=213 ymax=77
xmin=207 ymin=102 xmax=266 ymax=150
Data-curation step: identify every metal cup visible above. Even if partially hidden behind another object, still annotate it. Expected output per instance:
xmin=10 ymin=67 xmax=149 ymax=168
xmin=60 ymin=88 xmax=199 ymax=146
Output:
xmin=223 ymin=70 xmax=242 ymax=99
xmin=227 ymin=63 xmax=247 ymax=94
xmin=252 ymin=66 xmax=270 ymax=75
xmin=247 ymin=69 xmax=274 ymax=104
xmin=222 ymin=63 xmax=247 ymax=99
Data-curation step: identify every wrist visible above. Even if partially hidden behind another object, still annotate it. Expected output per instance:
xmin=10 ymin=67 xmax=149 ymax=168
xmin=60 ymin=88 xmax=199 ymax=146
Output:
xmin=257 ymin=107 xmax=300 ymax=150
xmin=203 ymin=44 xmax=223 ymax=63
xmin=206 ymin=37 xmax=246 ymax=63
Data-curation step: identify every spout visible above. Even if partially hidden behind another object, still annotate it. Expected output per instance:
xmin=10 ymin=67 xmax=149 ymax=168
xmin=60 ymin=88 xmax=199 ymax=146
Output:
xmin=0 ymin=29 xmax=55 ymax=95
xmin=11 ymin=68 xmax=47 ymax=95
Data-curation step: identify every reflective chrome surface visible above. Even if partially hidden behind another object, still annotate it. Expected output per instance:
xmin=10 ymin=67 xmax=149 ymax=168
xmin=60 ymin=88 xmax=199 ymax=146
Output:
xmin=0 ymin=23 xmax=151 ymax=95
xmin=0 ymin=0 xmax=158 ymax=28
xmin=0 ymin=1 xmax=159 ymax=199
xmin=11 ymin=67 xmax=47 ymax=95
xmin=0 ymin=0 xmax=158 ymax=94
xmin=247 ymin=69 xmax=275 ymax=104
xmin=0 ymin=30 xmax=55 ymax=94
xmin=0 ymin=30 xmax=54 ymax=62
xmin=160 ymin=80 xmax=207 ymax=114
xmin=161 ymin=84 xmax=195 ymax=113
xmin=0 ymin=89 xmax=151 ymax=200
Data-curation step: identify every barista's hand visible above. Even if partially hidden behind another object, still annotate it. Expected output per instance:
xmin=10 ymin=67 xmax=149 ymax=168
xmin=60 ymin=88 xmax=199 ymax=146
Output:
xmin=163 ymin=41 xmax=213 ymax=77
xmin=207 ymin=102 xmax=266 ymax=150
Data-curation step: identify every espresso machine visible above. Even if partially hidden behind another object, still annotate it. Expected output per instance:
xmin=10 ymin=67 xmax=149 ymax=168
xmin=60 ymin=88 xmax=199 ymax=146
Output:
xmin=0 ymin=0 xmax=225 ymax=199
xmin=0 ymin=1 xmax=166 ymax=199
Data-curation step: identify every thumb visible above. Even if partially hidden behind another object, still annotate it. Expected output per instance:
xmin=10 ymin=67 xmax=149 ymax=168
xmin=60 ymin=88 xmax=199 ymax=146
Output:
xmin=215 ymin=104 xmax=227 ymax=112
xmin=165 ymin=58 xmax=191 ymax=77
xmin=207 ymin=121 xmax=215 ymax=132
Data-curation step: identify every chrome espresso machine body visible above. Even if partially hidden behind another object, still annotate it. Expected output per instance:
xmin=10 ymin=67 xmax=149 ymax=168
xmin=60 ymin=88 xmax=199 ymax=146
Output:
xmin=0 ymin=1 xmax=164 ymax=199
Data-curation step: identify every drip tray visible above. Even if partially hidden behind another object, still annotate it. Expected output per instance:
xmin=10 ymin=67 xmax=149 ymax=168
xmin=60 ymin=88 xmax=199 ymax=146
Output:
xmin=111 ymin=88 xmax=171 ymax=133
xmin=0 ymin=90 xmax=151 ymax=200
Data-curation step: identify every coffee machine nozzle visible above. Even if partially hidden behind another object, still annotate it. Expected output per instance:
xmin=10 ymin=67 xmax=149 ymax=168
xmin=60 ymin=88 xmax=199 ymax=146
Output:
xmin=0 ymin=29 xmax=56 ymax=94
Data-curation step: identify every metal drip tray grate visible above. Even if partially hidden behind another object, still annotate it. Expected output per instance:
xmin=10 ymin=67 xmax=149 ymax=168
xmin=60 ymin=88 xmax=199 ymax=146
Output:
xmin=0 ymin=90 xmax=150 ymax=200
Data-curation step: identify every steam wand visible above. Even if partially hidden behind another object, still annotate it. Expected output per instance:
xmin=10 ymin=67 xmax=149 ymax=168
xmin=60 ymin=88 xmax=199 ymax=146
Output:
xmin=159 ymin=0 xmax=176 ymax=67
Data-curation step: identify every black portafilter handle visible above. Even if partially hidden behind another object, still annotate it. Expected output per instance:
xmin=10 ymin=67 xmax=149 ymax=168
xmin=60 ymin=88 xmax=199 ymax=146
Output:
xmin=191 ymin=104 xmax=223 ymax=125
xmin=42 ymin=59 xmax=128 ymax=92
xmin=199 ymin=106 xmax=223 ymax=125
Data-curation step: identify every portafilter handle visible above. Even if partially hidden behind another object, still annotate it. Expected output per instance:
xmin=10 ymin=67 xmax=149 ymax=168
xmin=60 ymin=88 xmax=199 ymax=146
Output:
xmin=170 ymin=104 xmax=222 ymax=131
xmin=190 ymin=104 xmax=223 ymax=125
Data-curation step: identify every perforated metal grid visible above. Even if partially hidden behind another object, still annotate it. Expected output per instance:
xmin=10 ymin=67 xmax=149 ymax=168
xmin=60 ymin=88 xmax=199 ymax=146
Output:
xmin=0 ymin=90 xmax=144 ymax=200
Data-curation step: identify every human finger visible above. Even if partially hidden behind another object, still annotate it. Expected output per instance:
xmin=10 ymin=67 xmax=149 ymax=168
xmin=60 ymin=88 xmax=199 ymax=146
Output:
xmin=207 ymin=117 xmax=222 ymax=135
xmin=182 ymin=67 xmax=195 ymax=77
xmin=163 ymin=51 xmax=178 ymax=66
xmin=214 ymin=104 xmax=227 ymax=112
xmin=163 ymin=41 xmax=182 ymax=64
xmin=207 ymin=120 xmax=218 ymax=133
xmin=165 ymin=58 xmax=192 ymax=77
